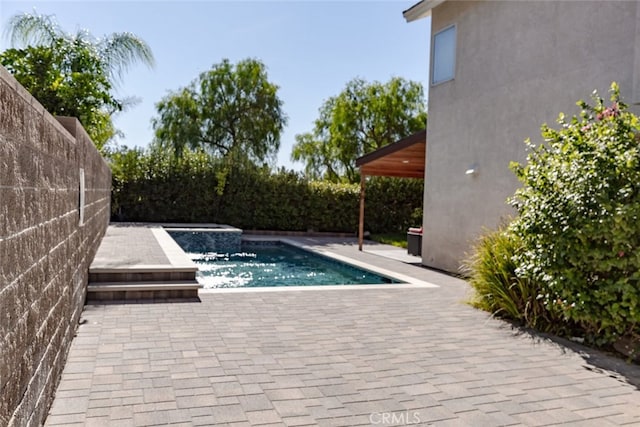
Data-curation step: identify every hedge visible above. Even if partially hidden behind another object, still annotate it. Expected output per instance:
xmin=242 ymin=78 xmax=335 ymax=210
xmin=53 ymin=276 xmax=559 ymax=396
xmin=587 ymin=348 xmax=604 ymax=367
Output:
xmin=110 ymin=149 xmax=423 ymax=234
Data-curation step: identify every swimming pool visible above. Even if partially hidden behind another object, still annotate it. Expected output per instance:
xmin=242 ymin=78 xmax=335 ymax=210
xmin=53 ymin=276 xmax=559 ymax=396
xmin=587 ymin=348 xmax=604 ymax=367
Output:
xmin=167 ymin=231 xmax=403 ymax=288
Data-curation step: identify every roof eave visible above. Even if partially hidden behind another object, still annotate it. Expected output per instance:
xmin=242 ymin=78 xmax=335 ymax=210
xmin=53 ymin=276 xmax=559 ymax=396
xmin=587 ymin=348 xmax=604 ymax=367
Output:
xmin=403 ymin=0 xmax=447 ymax=22
xmin=355 ymin=129 xmax=426 ymax=167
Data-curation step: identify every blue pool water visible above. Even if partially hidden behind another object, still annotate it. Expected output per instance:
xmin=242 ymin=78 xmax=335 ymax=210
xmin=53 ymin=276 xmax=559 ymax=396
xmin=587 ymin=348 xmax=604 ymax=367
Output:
xmin=167 ymin=232 xmax=401 ymax=288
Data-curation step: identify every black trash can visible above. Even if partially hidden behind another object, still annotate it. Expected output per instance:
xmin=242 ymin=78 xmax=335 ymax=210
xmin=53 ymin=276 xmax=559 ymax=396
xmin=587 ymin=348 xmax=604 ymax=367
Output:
xmin=407 ymin=231 xmax=422 ymax=256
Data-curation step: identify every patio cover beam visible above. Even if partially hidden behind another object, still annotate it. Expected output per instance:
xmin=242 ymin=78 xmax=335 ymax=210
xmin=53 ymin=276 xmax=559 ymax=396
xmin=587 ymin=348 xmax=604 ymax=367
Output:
xmin=358 ymin=174 xmax=366 ymax=251
xmin=355 ymin=129 xmax=426 ymax=251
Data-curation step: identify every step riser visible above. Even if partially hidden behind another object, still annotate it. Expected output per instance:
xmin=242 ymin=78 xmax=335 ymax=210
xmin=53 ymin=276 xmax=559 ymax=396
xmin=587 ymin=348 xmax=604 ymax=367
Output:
xmin=90 ymin=271 xmax=196 ymax=283
xmin=87 ymin=289 xmax=199 ymax=302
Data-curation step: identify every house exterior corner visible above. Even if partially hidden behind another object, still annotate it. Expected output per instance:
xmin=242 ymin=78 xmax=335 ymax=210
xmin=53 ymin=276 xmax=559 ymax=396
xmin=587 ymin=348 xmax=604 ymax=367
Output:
xmin=417 ymin=0 xmax=640 ymax=272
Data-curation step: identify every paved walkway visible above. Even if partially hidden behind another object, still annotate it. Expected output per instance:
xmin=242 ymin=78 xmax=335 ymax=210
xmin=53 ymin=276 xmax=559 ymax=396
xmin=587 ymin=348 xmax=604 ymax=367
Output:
xmin=91 ymin=224 xmax=194 ymax=270
xmin=46 ymin=238 xmax=640 ymax=426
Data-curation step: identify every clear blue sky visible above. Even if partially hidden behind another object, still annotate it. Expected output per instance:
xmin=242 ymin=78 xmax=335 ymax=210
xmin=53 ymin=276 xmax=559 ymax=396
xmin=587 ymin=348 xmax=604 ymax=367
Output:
xmin=0 ymin=1 xmax=431 ymax=169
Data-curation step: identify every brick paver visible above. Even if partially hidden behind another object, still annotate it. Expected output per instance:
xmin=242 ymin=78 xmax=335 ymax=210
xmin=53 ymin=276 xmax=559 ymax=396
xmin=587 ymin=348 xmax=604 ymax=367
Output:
xmin=92 ymin=224 xmax=170 ymax=266
xmin=46 ymin=238 xmax=640 ymax=426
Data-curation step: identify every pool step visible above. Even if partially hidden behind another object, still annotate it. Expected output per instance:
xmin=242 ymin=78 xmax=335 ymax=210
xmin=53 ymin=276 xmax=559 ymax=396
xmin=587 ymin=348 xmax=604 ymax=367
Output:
xmin=89 ymin=269 xmax=197 ymax=284
xmin=87 ymin=281 xmax=201 ymax=302
xmin=87 ymin=225 xmax=202 ymax=303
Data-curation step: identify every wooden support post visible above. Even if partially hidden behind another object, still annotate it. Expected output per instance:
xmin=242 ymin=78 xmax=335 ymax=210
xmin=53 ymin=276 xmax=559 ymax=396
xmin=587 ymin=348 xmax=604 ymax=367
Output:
xmin=358 ymin=174 xmax=365 ymax=251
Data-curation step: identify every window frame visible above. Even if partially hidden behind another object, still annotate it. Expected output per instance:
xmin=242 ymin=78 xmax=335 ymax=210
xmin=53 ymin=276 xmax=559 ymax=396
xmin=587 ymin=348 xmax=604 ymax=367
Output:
xmin=431 ymin=24 xmax=457 ymax=86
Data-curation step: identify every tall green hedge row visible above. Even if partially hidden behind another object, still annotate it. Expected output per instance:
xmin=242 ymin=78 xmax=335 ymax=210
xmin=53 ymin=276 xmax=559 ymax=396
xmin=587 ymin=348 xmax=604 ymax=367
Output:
xmin=110 ymin=148 xmax=423 ymax=233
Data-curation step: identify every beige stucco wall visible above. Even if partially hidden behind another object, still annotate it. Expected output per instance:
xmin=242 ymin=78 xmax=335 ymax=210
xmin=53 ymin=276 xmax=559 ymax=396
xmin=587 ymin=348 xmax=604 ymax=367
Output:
xmin=423 ymin=0 xmax=639 ymax=272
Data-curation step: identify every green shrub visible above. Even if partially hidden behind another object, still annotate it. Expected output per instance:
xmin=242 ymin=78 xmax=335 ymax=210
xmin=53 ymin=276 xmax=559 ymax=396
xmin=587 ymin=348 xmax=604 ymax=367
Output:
xmin=109 ymin=147 xmax=221 ymax=222
xmin=464 ymin=228 xmax=563 ymax=331
xmin=509 ymin=83 xmax=640 ymax=346
xmin=366 ymin=177 xmax=424 ymax=232
xmin=109 ymin=149 xmax=422 ymax=234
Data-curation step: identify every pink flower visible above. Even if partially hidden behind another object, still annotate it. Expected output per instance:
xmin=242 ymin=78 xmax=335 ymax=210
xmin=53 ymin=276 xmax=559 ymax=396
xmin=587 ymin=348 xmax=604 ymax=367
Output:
xmin=597 ymin=103 xmax=620 ymax=121
xmin=604 ymin=103 xmax=619 ymax=118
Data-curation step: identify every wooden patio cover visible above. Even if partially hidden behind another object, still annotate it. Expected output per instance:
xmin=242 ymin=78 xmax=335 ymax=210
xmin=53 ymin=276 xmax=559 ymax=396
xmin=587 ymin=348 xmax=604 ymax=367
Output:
xmin=355 ymin=129 xmax=426 ymax=250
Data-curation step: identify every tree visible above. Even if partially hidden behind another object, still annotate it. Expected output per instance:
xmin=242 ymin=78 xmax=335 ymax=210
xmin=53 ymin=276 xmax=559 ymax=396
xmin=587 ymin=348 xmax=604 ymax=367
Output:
xmin=1 ymin=41 xmax=117 ymax=149
xmin=152 ymin=58 xmax=287 ymax=164
xmin=291 ymin=77 xmax=427 ymax=182
xmin=1 ymin=11 xmax=154 ymax=151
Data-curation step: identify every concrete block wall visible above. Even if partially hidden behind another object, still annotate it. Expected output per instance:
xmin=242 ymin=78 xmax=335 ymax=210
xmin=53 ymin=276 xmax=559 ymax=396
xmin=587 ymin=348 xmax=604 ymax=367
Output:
xmin=0 ymin=65 xmax=111 ymax=426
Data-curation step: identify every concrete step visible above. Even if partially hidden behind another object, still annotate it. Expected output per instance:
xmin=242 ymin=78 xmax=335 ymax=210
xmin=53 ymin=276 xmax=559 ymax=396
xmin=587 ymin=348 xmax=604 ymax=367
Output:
xmin=87 ymin=281 xmax=202 ymax=302
xmin=89 ymin=270 xmax=197 ymax=283
xmin=88 ymin=281 xmax=201 ymax=291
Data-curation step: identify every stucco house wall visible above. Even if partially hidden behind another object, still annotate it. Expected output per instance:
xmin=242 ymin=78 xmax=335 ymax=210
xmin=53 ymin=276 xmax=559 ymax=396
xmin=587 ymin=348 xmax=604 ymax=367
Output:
xmin=420 ymin=0 xmax=639 ymax=271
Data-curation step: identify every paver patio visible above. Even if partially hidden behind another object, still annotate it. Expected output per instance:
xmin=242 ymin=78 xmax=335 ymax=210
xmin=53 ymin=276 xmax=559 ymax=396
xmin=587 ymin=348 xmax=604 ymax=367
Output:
xmin=45 ymin=238 xmax=640 ymax=426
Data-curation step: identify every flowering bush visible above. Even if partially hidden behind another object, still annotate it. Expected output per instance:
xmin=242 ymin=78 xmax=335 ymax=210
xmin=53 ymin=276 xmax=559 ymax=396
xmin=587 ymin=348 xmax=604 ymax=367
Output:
xmin=509 ymin=83 xmax=640 ymax=346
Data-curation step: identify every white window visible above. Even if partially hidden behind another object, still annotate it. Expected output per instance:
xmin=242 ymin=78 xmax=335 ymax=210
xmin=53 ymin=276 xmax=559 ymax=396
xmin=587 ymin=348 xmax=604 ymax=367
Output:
xmin=432 ymin=25 xmax=456 ymax=85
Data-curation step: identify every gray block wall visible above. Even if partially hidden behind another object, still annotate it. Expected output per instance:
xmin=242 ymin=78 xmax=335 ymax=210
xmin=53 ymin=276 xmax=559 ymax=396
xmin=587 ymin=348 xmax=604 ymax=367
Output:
xmin=0 ymin=65 xmax=111 ymax=426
